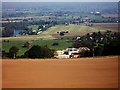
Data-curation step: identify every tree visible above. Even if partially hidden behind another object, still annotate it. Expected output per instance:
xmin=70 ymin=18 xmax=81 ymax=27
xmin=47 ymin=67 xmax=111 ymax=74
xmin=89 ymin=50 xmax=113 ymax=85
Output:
xmin=94 ymin=44 xmax=104 ymax=56
xmin=22 ymin=41 xmax=30 ymax=48
xmin=2 ymin=27 xmax=14 ymax=37
xmin=9 ymin=46 xmax=19 ymax=58
xmin=52 ymin=42 xmax=59 ymax=46
xmin=24 ymin=45 xmax=54 ymax=58
xmin=103 ymin=39 xmax=120 ymax=56
xmin=60 ymin=32 xmax=65 ymax=36
xmin=2 ymin=50 xmax=9 ymax=58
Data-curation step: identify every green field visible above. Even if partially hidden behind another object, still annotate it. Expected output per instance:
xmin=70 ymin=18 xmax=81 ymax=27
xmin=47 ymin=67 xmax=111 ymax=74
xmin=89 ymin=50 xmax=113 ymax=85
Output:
xmin=2 ymin=24 xmax=107 ymax=56
xmin=28 ymin=25 xmax=39 ymax=31
xmin=2 ymin=39 xmax=73 ymax=56
xmin=2 ymin=40 xmax=28 ymax=56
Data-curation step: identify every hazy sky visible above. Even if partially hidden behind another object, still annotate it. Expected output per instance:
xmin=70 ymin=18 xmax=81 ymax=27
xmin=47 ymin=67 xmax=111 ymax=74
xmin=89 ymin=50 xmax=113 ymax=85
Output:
xmin=2 ymin=0 xmax=120 ymax=2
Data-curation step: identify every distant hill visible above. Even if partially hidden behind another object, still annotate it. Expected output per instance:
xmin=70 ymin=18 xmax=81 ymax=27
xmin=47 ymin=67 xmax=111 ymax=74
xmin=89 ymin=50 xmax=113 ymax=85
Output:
xmin=3 ymin=2 xmax=118 ymax=13
xmin=2 ymin=2 xmax=118 ymax=18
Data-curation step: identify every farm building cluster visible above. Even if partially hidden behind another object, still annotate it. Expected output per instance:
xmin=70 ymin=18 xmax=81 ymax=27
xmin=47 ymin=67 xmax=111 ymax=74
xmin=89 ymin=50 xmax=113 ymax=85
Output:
xmin=55 ymin=47 xmax=90 ymax=59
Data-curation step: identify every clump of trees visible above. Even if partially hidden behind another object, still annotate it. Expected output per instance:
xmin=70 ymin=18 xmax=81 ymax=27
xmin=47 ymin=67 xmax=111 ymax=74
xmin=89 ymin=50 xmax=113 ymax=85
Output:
xmin=2 ymin=22 xmax=29 ymax=37
xmin=73 ymin=31 xmax=120 ymax=56
xmin=58 ymin=31 xmax=69 ymax=36
xmin=23 ymin=45 xmax=54 ymax=58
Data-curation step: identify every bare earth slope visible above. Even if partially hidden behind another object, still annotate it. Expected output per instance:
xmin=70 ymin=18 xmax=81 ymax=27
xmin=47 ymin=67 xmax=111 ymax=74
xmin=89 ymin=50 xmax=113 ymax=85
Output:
xmin=2 ymin=56 xmax=118 ymax=88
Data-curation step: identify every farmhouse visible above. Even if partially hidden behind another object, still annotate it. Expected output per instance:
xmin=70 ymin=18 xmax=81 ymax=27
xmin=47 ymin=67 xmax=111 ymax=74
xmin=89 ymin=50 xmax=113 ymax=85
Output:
xmin=55 ymin=50 xmax=69 ymax=59
xmin=55 ymin=47 xmax=90 ymax=59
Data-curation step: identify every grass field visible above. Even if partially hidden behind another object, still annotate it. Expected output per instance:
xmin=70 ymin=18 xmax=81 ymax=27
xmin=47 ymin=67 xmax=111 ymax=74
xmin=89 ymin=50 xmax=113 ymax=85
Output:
xmin=2 ymin=39 xmax=73 ymax=56
xmin=2 ymin=40 xmax=28 ymax=56
xmin=2 ymin=56 xmax=118 ymax=88
xmin=41 ymin=24 xmax=106 ymax=35
xmin=28 ymin=25 xmax=39 ymax=31
xmin=1 ymin=24 xmax=117 ymax=56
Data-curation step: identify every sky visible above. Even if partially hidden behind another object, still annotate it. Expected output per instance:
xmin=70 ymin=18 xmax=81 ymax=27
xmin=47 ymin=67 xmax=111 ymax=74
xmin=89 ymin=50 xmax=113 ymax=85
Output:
xmin=2 ymin=0 xmax=120 ymax=2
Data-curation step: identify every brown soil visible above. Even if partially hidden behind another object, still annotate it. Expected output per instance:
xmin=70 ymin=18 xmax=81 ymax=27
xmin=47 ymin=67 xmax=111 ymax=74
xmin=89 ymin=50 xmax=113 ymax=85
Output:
xmin=93 ymin=23 xmax=119 ymax=32
xmin=2 ymin=56 xmax=118 ymax=88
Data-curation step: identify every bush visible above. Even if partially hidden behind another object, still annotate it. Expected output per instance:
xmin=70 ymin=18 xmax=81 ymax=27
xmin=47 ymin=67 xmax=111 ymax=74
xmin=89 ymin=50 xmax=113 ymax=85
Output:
xmin=60 ymin=32 xmax=65 ymax=36
xmin=52 ymin=43 xmax=59 ymax=46
xmin=22 ymin=41 xmax=30 ymax=48
xmin=2 ymin=50 xmax=9 ymax=58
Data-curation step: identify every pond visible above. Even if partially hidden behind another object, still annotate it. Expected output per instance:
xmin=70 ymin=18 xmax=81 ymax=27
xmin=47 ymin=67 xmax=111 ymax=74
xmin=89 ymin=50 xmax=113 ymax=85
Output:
xmin=13 ymin=29 xmax=25 ymax=36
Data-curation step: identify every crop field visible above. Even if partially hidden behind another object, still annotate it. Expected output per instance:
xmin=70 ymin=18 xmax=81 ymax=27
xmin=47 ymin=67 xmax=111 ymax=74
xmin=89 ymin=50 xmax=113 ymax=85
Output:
xmin=2 ymin=56 xmax=118 ymax=88
xmin=93 ymin=23 xmax=119 ymax=32
xmin=101 ymin=14 xmax=118 ymax=18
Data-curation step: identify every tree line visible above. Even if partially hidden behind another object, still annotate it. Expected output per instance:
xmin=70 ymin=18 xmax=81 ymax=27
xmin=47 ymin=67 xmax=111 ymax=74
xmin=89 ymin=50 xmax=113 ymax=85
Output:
xmin=73 ymin=31 xmax=120 ymax=56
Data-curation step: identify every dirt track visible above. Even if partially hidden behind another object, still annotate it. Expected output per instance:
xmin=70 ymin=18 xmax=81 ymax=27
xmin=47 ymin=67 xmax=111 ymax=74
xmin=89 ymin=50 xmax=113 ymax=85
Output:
xmin=2 ymin=56 xmax=118 ymax=88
